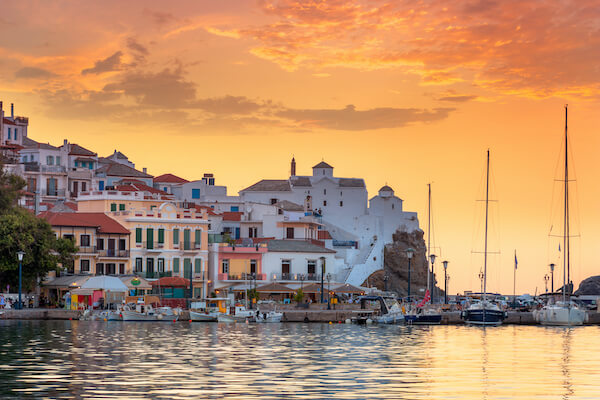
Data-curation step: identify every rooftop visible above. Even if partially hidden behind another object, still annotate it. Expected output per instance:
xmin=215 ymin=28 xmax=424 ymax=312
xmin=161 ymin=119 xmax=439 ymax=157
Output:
xmin=240 ymin=179 xmax=291 ymax=192
xmin=96 ymin=162 xmax=152 ymax=179
xmin=267 ymin=239 xmax=335 ymax=253
xmin=154 ymin=173 xmax=189 ymax=184
xmin=313 ymin=161 xmax=333 ymax=169
xmin=40 ymin=212 xmax=130 ymax=234
xmin=68 ymin=143 xmax=97 ymax=157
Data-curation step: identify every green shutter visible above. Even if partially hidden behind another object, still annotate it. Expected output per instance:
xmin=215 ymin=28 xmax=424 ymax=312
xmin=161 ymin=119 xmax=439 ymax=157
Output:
xmin=173 ymin=229 xmax=179 ymax=245
xmin=194 ymin=258 xmax=202 ymax=273
xmin=135 ymin=228 xmax=142 ymax=243
xmin=184 ymin=258 xmax=191 ymax=278
xmin=119 ymin=203 xmax=125 ymax=211
xmin=146 ymin=228 xmax=154 ymax=249
xmin=111 ymin=203 xmax=117 ymax=212
xmin=195 ymin=230 xmax=201 ymax=247
xmin=184 ymin=229 xmax=191 ymax=250
xmin=173 ymin=258 xmax=180 ymax=273
xmin=158 ymin=229 xmax=164 ymax=244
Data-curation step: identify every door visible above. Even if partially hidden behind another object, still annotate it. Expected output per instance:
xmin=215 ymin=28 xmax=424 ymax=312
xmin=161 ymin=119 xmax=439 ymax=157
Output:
xmin=108 ymin=239 xmax=115 ymax=257
xmin=72 ymin=181 xmax=78 ymax=196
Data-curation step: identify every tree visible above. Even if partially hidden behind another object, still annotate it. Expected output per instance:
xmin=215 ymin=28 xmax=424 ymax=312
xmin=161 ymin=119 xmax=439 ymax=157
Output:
xmin=0 ymin=161 xmax=77 ymax=290
xmin=294 ymin=289 xmax=305 ymax=303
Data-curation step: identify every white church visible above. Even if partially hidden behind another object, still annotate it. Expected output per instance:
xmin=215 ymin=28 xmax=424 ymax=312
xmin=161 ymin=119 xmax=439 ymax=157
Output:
xmin=239 ymin=158 xmax=420 ymax=286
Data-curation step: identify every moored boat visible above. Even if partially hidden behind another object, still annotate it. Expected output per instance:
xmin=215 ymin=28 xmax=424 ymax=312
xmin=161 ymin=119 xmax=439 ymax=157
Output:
xmin=190 ymin=310 xmax=219 ymax=322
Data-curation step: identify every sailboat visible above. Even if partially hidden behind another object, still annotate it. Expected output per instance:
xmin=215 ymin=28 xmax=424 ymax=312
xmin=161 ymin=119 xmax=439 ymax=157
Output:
xmin=404 ymin=183 xmax=442 ymax=325
xmin=533 ymin=106 xmax=587 ymax=326
xmin=462 ymin=150 xmax=507 ymax=326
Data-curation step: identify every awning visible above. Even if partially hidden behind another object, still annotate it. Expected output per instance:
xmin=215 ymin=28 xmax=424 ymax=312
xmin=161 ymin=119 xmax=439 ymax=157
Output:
xmin=333 ymin=283 xmax=365 ymax=294
xmin=150 ymin=277 xmax=190 ymax=287
xmin=256 ymin=282 xmax=295 ymax=293
xmin=71 ymin=288 xmax=95 ymax=296
xmin=43 ymin=275 xmax=91 ymax=289
xmin=82 ymin=276 xmax=129 ymax=292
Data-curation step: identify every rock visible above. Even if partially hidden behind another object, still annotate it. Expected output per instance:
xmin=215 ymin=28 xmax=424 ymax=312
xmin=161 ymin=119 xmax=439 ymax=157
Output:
xmin=362 ymin=229 xmax=444 ymax=299
xmin=575 ymin=275 xmax=600 ymax=295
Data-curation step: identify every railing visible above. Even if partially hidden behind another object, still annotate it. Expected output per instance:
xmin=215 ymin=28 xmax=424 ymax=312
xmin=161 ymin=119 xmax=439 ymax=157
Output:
xmin=46 ymin=188 xmax=66 ymax=197
xmin=332 ymin=240 xmax=358 ymax=248
xmin=217 ymin=273 xmax=266 ymax=281
xmin=97 ymin=249 xmax=130 ymax=258
xmin=24 ymin=163 xmax=67 ymax=173
xmin=141 ymin=242 xmax=164 ymax=250
xmin=145 ymin=271 xmax=173 ymax=279
xmin=272 ymin=273 xmax=321 ymax=281
xmin=208 ymin=234 xmax=232 ymax=244
xmin=77 ymin=246 xmax=97 ymax=254
xmin=181 ymin=242 xmax=202 ymax=251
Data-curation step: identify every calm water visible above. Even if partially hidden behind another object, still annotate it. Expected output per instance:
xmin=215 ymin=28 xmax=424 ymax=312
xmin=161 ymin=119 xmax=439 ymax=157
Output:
xmin=0 ymin=321 xmax=599 ymax=399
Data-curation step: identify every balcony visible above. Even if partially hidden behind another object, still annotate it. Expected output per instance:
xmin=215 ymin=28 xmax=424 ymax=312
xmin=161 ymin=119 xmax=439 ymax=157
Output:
xmin=141 ymin=242 xmax=164 ymax=251
xmin=77 ymin=246 xmax=97 ymax=254
xmin=218 ymin=273 xmax=266 ymax=281
xmin=181 ymin=242 xmax=202 ymax=252
xmin=24 ymin=163 xmax=66 ymax=174
xmin=46 ymin=188 xmax=66 ymax=197
xmin=97 ymin=249 xmax=130 ymax=258
xmin=271 ymin=273 xmax=321 ymax=281
xmin=145 ymin=271 xmax=173 ymax=279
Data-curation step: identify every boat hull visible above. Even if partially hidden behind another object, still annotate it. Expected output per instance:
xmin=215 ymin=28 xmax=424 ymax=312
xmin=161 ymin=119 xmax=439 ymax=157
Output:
xmin=190 ymin=311 xmax=218 ymax=322
xmin=404 ymin=314 xmax=442 ymax=325
xmin=462 ymin=309 xmax=506 ymax=326
xmin=121 ymin=310 xmax=159 ymax=321
xmin=534 ymin=306 xmax=586 ymax=326
xmin=217 ymin=314 xmax=252 ymax=323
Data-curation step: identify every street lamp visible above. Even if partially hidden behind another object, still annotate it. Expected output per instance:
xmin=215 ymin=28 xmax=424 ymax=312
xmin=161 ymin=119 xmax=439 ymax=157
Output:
xmin=446 ymin=276 xmax=450 ymax=301
xmin=17 ymin=251 xmax=25 ymax=310
xmin=429 ymin=254 xmax=436 ymax=303
xmin=549 ymin=263 xmax=555 ymax=293
xmin=326 ymin=273 xmax=332 ymax=310
xmin=320 ymin=257 xmax=326 ymax=304
xmin=442 ymin=260 xmax=449 ymax=305
xmin=544 ymin=274 xmax=550 ymax=293
xmin=406 ymin=248 xmax=414 ymax=302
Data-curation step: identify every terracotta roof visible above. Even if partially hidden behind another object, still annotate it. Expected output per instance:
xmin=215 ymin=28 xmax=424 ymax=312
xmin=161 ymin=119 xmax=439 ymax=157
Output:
xmin=221 ymin=211 xmax=243 ymax=221
xmin=96 ymin=162 xmax=152 ymax=178
xmin=338 ymin=178 xmax=365 ymax=188
xmin=193 ymin=204 xmax=218 ymax=216
xmin=313 ymin=161 xmax=333 ymax=169
xmin=154 ymin=173 xmax=189 ymax=184
xmin=2 ymin=118 xmax=16 ymax=126
xmin=318 ymin=230 xmax=332 ymax=240
xmin=267 ymin=239 xmax=335 ymax=253
xmin=150 ymin=277 xmax=190 ymax=287
xmin=115 ymin=180 xmax=168 ymax=196
xmin=333 ymin=283 xmax=365 ymax=294
xmin=22 ymin=136 xmax=59 ymax=150
xmin=108 ymin=150 xmax=128 ymax=160
xmin=68 ymin=143 xmax=97 ymax=156
xmin=40 ymin=212 xmax=130 ymax=234
xmin=240 ymin=179 xmax=291 ymax=192
xmin=256 ymin=282 xmax=295 ymax=293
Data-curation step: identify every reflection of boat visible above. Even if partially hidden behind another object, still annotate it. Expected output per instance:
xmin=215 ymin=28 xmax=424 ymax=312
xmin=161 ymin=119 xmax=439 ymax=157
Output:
xmin=462 ymin=150 xmax=506 ymax=326
xmin=356 ymin=296 xmax=404 ymax=324
xmin=121 ymin=304 xmax=161 ymax=321
xmin=534 ymin=106 xmax=587 ymax=327
xmin=256 ymin=310 xmax=283 ymax=323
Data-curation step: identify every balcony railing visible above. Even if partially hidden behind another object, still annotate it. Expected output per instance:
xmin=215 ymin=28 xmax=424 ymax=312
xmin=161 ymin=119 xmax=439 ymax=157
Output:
xmin=97 ymin=249 xmax=130 ymax=258
xmin=217 ymin=273 xmax=266 ymax=281
xmin=181 ymin=242 xmax=202 ymax=251
xmin=77 ymin=246 xmax=97 ymax=254
xmin=271 ymin=273 xmax=321 ymax=281
xmin=46 ymin=188 xmax=66 ymax=197
xmin=141 ymin=242 xmax=164 ymax=250
xmin=145 ymin=271 xmax=173 ymax=279
xmin=24 ymin=163 xmax=66 ymax=173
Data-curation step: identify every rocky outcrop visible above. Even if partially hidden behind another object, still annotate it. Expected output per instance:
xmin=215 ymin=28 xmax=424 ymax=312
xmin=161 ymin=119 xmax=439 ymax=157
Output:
xmin=574 ymin=275 xmax=600 ymax=295
xmin=362 ymin=229 xmax=443 ymax=299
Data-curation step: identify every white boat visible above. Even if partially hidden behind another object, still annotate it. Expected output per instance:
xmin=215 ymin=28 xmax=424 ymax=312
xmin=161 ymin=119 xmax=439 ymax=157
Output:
xmin=256 ymin=310 xmax=283 ymax=323
xmin=121 ymin=304 xmax=162 ymax=321
xmin=217 ymin=305 xmax=255 ymax=323
xmin=535 ymin=106 xmax=587 ymax=327
xmin=357 ymin=295 xmax=404 ymax=324
xmin=157 ymin=306 xmax=181 ymax=321
xmin=190 ymin=310 xmax=219 ymax=322
xmin=97 ymin=310 xmax=122 ymax=321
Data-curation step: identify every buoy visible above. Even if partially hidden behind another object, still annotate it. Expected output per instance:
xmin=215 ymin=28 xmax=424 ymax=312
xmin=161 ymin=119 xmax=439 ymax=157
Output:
xmin=345 ymin=319 xmax=351 ymax=324
xmin=69 ymin=318 xmax=72 ymax=321
xmin=104 ymin=318 xmax=107 ymax=321
xmin=189 ymin=319 xmax=192 ymax=322
xmin=329 ymin=321 xmax=332 ymax=324
xmin=173 ymin=319 xmax=176 ymax=323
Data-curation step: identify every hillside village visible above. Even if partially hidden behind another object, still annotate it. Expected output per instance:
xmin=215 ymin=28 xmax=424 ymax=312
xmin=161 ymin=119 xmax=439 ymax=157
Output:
xmin=1 ymin=101 xmax=423 ymax=303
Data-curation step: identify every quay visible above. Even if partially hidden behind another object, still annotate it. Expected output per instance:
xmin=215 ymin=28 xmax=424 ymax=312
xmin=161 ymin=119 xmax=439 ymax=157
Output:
xmin=3 ymin=308 xmax=600 ymax=325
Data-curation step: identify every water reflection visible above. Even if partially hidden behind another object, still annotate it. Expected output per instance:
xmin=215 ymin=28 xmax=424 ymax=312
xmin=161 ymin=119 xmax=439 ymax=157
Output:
xmin=0 ymin=321 xmax=599 ymax=399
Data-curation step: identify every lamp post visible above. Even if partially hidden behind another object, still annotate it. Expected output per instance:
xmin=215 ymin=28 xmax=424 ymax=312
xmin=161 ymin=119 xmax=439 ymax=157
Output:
xmin=544 ymin=274 xmax=550 ymax=293
xmin=442 ymin=260 xmax=449 ymax=305
xmin=326 ymin=273 xmax=332 ymax=310
xmin=446 ymin=276 xmax=450 ymax=301
xmin=549 ymin=263 xmax=555 ymax=293
xmin=429 ymin=254 xmax=436 ymax=303
xmin=406 ymin=248 xmax=414 ymax=302
xmin=17 ymin=251 xmax=25 ymax=310
xmin=320 ymin=257 xmax=326 ymax=304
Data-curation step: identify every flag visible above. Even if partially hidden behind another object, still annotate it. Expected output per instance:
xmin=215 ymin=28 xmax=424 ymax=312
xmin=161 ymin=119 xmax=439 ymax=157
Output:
xmin=417 ymin=289 xmax=430 ymax=307
xmin=514 ymin=251 xmax=518 ymax=270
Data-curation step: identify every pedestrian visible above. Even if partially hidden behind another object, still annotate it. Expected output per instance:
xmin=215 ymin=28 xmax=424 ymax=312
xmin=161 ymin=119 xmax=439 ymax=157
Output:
xmin=0 ymin=295 xmax=5 ymax=309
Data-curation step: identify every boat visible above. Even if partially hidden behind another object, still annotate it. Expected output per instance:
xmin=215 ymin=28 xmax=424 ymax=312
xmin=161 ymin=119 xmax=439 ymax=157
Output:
xmin=190 ymin=310 xmax=219 ymax=322
xmin=404 ymin=304 xmax=442 ymax=325
xmin=121 ymin=303 xmax=162 ymax=321
xmin=256 ymin=310 xmax=284 ymax=323
xmin=217 ymin=305 xmax=255 ymax=323
xmin=157 ymin=306 xmax=181 ymax=321
xmin=462 ymin=150 xmax=507 ymax=326
xmin=97 ymin=310 xmax=122 ymax=321
xmin=533 ymin=106 xmax=587 ymax=326
xmin=355 ymin=295 xmax=404 ymax=324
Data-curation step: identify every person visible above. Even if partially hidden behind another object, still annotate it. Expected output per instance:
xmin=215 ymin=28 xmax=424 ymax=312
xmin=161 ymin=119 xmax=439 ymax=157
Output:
xmin=0 ymin=295 xmax=5 ymax=309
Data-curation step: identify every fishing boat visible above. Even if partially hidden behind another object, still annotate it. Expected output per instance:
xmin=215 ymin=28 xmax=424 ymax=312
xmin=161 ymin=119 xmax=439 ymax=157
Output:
xmin=355 ymin=295 xmax=404 ymax=324
xmin=190 ymin=310 xmax=219 ymax=322
xmin=217 ymin=305 xmax=255 ymax=323
xmin=533 ymin=106 xmax=587 ymax=326
xmin=121 ymin=303 xmax=162 ymax=321
xmin=256 ymin=310 xmax=284 ymax=323
xmin=462 ymin=150 xmax=507 ymax=326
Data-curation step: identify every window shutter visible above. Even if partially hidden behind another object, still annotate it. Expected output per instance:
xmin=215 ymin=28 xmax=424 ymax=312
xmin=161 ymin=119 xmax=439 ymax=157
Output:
xmin=194 ymin=258 xmax=202 ymax=273
xmin=195 ymin=230 xmax=201 ymax=246
xmin=146 ymin=228 xmax=154 ymax=249
xmin=173 ymin=258 xmax=180 ymax=273
xmin=111 ymin=203 xmax=117 ymax=212
xmin=173 ymin=229 xmax=179 ymax=244
xmin=135 ymin=228 xmax=142 ymax=243
xmin=158 ymin=229 xmax=164 ymax=243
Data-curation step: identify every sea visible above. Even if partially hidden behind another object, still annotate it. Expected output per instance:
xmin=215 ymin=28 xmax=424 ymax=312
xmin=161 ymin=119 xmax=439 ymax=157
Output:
xmin=0 ymin=320 xmax=599 ymax=399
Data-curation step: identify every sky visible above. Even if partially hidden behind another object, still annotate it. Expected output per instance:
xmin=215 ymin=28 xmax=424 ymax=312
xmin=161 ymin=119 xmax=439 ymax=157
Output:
xmin=1 ymin=0 xmax=599 ymax=295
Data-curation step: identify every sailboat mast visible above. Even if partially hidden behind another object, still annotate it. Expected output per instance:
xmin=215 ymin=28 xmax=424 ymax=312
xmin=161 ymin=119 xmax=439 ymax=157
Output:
xmin=427 ymin=183 xmax=431 ymax=301
xmin=563 ymin=105 xmax=569 ymax=303
xmin=483 ymin=150 xmax=490 ymax=300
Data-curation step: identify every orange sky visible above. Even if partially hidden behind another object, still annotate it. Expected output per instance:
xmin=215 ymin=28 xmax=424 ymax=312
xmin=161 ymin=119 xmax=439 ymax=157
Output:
xmin=2 ymin=0 xmax=599 ymax=295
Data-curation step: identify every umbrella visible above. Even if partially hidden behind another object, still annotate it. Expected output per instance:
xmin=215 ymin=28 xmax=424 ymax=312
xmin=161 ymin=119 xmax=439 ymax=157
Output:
xmin=256 ymin=282 xmax=295 ymax=293
xmin=81 ymin=276 xmax=129 ymax=292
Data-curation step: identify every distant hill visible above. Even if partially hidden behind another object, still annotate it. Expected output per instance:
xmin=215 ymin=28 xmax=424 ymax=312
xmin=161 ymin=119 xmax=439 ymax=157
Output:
xmin=575 ymin=275 xmax=600 ymax=295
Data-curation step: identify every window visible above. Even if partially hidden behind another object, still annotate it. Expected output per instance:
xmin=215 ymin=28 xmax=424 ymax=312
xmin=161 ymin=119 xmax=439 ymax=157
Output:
xmin=46 ymin=155 xmax=54 ymax=165
xmin=146 ymin=258 xmax=154 ymax=274
xmin=81 ymin=181 xmax=86 ymax=192
xmin=146 ymin=228 xmax=154 ymax=249
xmin=192 ymin=188 xmax=200 ymax=199
xmin=222 ymin=259 xmax=229 ymax=274
xmin=80 ymin=234 xmax=90 ymax=247
xmin=135 ymin=228 xmax=142 ymax=243
xmin=13 ymin=128 xmax=17 ymax=140
xmin=209 ymin=178 xmax=214 ymax=185
xmin=392 ymin=203 xmax=395 ymax=210
xmin=323 ymin=200 xmax=327 ymax=206
xmin=173 ymin=229 xmax=179 ymax=244
xmin=248 ymin=227 xmax=257 ymax=238
xmin=281 ymin=260 xmax=291 ymax=274
xmin=96 ymin=238 xmax=104 ymax=250
xmin=324 ymin=189 xmax=327 ymax=195
xmin=46 ymin=178 xmax=57 ymax=196
xmin=158 ymin=258 xmax=165 ymax=273
xmin=194 ymin=258 xmax=202 ymax=273
xmin=55 ymin=156 xmax=61 ymax=165
xmin=63 ymin=234 xmax=74 ymax=242
xmin=119 ymin=203 xmax=125 ymax=211
xmin=308 ymin=260 xmax=316 ymax=274
xmin=80 ymin=259 xmax=90 ymax=273
xmin=194 ymin=230 xmax=201 ymax=247
xmin=135 ymin=258 xmax=143 ymax=273
xmin=230 ymin=206 xmax=239 ymax=212
xmin=111 ymin=203 xmax=117 ymax=212
xmin=286 ymin=227 xmax=294 ymax=239
xmin=163 ymin=187 xmax=168 ymax=193
xmin=119 ymin=263 xmax=125 ymax=275
xmin=270 ymin=198 xmax=278 ymax=205
xmin=340 ymin=201 xmax=343 ymax=207
xmin=96 ymin=263 xmax=104 ymax=275
xmin=184 ymin=229 xmax=191 ymax=250
xmin=173 ymin=258 xmax=180 ymax=273
xmin=118 ymin=239 xmax=125 ymax=251
xmin=340 ymin=191 xmax=343 ymax=196
xmin=158 ymin=229 xmax=165 ymax=244
xmin=250 ymin=259 xmax=257 ymax=275
xmin=184 ymin=258 xmax=192 ymax=278
xmin=99 ymin=181 xmax=105 ymax=191
xmin=7 ymin=128 xmax=10 ymax=140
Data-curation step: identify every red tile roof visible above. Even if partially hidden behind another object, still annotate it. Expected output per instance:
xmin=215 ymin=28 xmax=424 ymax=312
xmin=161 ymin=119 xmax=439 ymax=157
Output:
xmin=2 ymin=118 xmax=16 ymax=125
xmin=221 ymin=211 xmax=243 ymax=221
xmin=115 ymin=180 xmax=170 ymax=196
xmin=154 ymin=173 xmax=189 ymax=184
xmin=40 ymin=212 xmax=130 ymax=234
xmin=150 ymin=277 xmax=190 ymax=287
xmin=193 ymin=204 xmax=218 ymax=216
xmin=68 ymin=143 xmax=97 ymax=156
xmin=318 ymin=230 xmax=332 ymax=240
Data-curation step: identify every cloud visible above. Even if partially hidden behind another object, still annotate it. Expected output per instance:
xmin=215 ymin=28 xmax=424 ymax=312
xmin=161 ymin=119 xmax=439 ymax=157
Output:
xmin=194 ymin=95 xmax=265 ymax=115
xmin=126 ymin=38 xmax=149 ymax=56
xmin=81 ymin=51 xmax=123 ymax=75
xmin=277 ymin=104 xmax=454 ymax=131
xmin=437 ymin=95 xmax=478 ymax=103
xmin=15 ymin=66 xmax=56 ymax=79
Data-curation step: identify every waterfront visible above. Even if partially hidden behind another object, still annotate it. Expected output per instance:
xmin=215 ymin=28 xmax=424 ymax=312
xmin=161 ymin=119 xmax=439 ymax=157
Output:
xmin=1 ymin=321 xmax=599 ymax=399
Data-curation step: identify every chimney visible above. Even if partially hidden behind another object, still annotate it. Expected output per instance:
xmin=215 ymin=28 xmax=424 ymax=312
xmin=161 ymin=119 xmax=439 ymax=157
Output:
xmin=291 ymin=157 xmax=296 ymax=176
xmin=63 ymin=139 xmax=68 ymax=146
xmin=0 ymin=101 xmax=3 ymax=111
xmin=143 ymin=167 xmax=147 ymax=174
xmin=11 ymin=103 xmax=14 ymax=118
